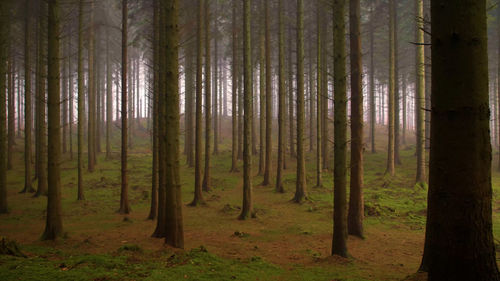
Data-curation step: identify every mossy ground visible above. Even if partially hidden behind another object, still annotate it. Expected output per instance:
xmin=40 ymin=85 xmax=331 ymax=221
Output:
xmin=1 ymin=122 xmax=499 ymax=280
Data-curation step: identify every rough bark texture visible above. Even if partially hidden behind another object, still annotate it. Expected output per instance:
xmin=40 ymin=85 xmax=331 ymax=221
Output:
xmin=119 ymin=0 xmax=131 ymax=214
xmin=347 ymin=0 xmax=364 ymax=238
xmin=239 ymin=0 xmax=253 ymax=220
xmin=293 ymin=0 xmax=307 ymax=203
xmin=163 ymin=0 xmax=184 ymax=248
xmin=332 ymin=0 xmax=348 ymax=258
xmin=42 ymin=0 xmax=63 ymax=240
xmin=422 ymin=1 xmax=500 ymax=280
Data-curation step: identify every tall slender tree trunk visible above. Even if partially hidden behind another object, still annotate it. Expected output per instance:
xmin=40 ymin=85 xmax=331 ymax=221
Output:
xmin=77 ymin=0 xmax=85 ymax=201
xmin=202 ymin=0 xmax=212 ymax=193
xmin=393 ymin=0 xmax=401 ymax=165
xmin=88 ymin=0 xmax=96 ymax=173
xmin=315 ymin=0 xmax=322 ymax=188
xmin=287 ymin=25 xmax=295 ymax=159
xmin=163 ymin=0 xmax=184 ymax=248
xmin=106 ymin=23 xmax=112 ymax=160
xmin=148 ymin=0 xmax=160 ymax=221
xmin=7 ymin=54 xmax=14 ymax=171
xmin=347 ymin=0 xmax=364 ymax=238
xmin=62 ymin=39 xmax=68 ymax=155
xmin=385 ymin=0 xmax=395 ymax=176
xmin=263 ymin=0 xmax=272 ymax=186
xmin=415 ymin=0 xmax=425 ymax=185
xmin=213 ymin=1 xmax=219 ymax=155
xmin=275 ymin=0 xmax=285 ymax=193
xmin=190 ymin=0 xmax=205 ymax=206
xmin=332 ymin=0 xmax=348 ymax=258
xmin=42 ymin=0 xmax=63 ymax=240
xmin=119 ymin=0 xmax=131 ymax=214
xmin=421 ymin=1 xmax=500 ymax=279
xmin=293 ymin=0 xmax=307 ymax=203
xmin=35 ymin=0 xmax=47 ymax=198
xmin=239 ymin=0 xmax=254 ymax=220
xmin=0 ymin=0 xmax=8 ymax=213
xmin=68 ymin=37 xmax=73 ymax=160
xmin=369 ymin=1 xmax=376 ymax=153
xmin=22 ymin=0 xmax=34 ymax=194
xmin=230 ymin=1 xmax=239 ymax=173
xmin=258 ymin=0 xmax=265 ymax=177
xmin=185 ymin=41 xmax=194 ymax=168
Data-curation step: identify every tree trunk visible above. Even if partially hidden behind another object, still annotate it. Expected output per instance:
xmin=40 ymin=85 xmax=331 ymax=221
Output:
xmin=7 ymin=54 xmax=14 ymax=170
xmin=315 ymin=0 xmax=322 ymax=188
xmin=0 ymin=0 xmax=8 ymax=213
xmin=239 ymin=0 xmax=253 ymax=220
xmin=88 ymin=0 xmax=96 ymax=173
xmin=106 ymin=22 xmax=112 ymax=160
xmin=385 ymin=0 xmax=395 ymax=176
xmin=422 ymin=1 xmax=500 ymax=280
xmin=163 ymin=0 xmax=184 ymax=248
xmin=202 ymin=0 xmax=212 ymax=193
xmin=77 ymin=0 xmax=85 ymax=201
xmin=415 ymin=0 xmax=426 ymax=185
xmin=119 ymin=0 xmax=131 ymax=214
xmin=213 ymin=1 xmax=219 ymax=156
xmin=22 ymin=0 xmax=34 ymax=194
xmin=35 ymin=0 xmax=47 ymax=198
xmin=347 ymin=0 xmax=364 ymax=238
xmin=42 ymin=0 xmax=63 ymax=240
xmin=68 ymin=37 xmax=73 ymax=160
xmin=263 ymin=0 xmax=272 ymax=186
xmin=287 ymin=25 xmax=295 ymax=159
xmin=275 ymin=0 xmax=285 ymax=194
xmin=293 ymin=0 xmax=307 ymax=203
xmin=190 ymin=0 xmax=205 ymax=206
xmin=393 ymin=0 xmax=401 ymax=165
xmin=369 ymin=1 xmax=376 ymax=153
xmin=258 ymin=0 xmax=265 ymax=177
xmin=230 ymin=1 xmax=239 ymax=173
xmin=332 ymin=0 xmax=348 ymax=258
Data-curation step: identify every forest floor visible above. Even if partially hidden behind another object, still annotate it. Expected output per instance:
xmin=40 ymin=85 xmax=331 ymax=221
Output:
xmin=1 ymin=122 xmax=499 ymax=281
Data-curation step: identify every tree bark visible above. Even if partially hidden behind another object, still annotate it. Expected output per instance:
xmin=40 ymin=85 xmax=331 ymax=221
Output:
xmin=275 ymin=0 xmax=285 ymax=194
xmin=385 ymin=0 xmax=395 ymax=176
xmin=422 ymin=1 xmax=500 ymax=280
xmin=293 ymin=0 xmax=307 ymax=203
xmin=202 ymin=0 xmax=212 ymax=193
xmin=77 ymin=0 xmax=85 ymax=201
xmin=347 ymin=0 xmax=364 ymax=238
xmin=332 ymin=0 xmax=348 ymax=258
xmin=263 ymin=0 xmax=272 ymax=186
xmin=0 ymin=0 xmax=8 ymax=213
xmin=119 ymin=0 xmax=131 ymax=214
xmin=230 ymin=1 xmax=239 ymax=173
xmin=239 ymin=0 xmax=253 ymax=220
xmin=88 ymin=0 xmax=96 ymax=173
xmin=315 ymin=0 xmax=322 ymax=188
xmin=415 ymin=0 xmax=426 ymax=185
xmin=42 ymin=0 xmax=63 ymax=240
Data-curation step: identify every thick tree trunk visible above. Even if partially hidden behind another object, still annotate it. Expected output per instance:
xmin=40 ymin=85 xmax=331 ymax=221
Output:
xmin=119 ymin=0 xmax=131 ymax=214
xmin=42 ymin=0 xmax=63 ymax=240
xmin=347 ymin=0 xmax=364 ymax=238
xmin=163 ymin=0 xmax=184 ymax=248
xmin=239 ymin=0 xmax=253 ymax=221
xmin=422 ymin=1 xmax=500 ymax=280
xmin=332 ymin=0 xmax=348 ymax=258
xmin=293 ymin=0 xmax=307 ymax=203
xmin=275 ymin=0 xmax=285 ymax=194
